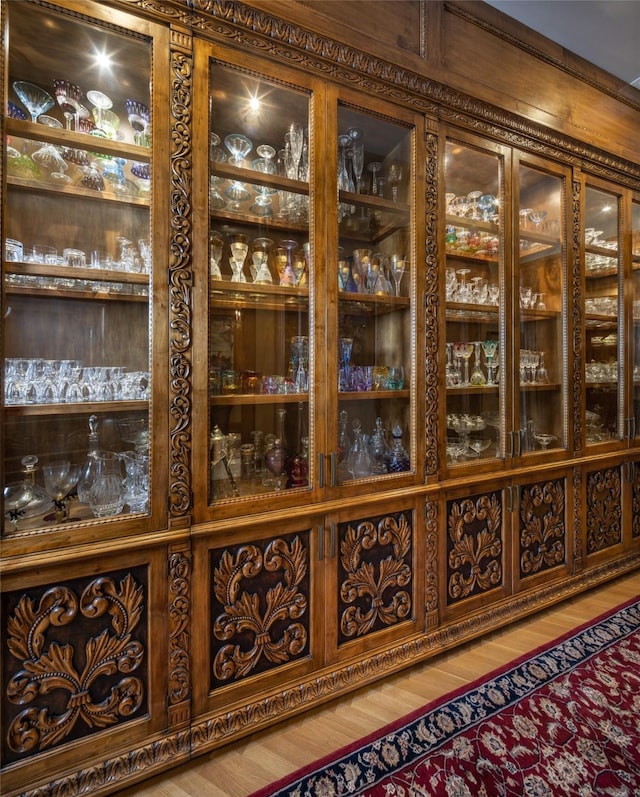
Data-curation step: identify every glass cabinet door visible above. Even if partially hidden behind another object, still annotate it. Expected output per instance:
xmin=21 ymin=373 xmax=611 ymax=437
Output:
xmin=2 ymin=2 xmax=159 ymax=537
xmin=444 ymin=139 xmax=504 ymax=469
xmin=334 ymin=103 xmax=414 ymax=485
xmin=631 ymin=197 xmax=640 ymax=443
xmin=515 ymin=159 xmax=568 ymax=457
xmin=584 ymin=183 xmax=622 ymax=446
xmin=204 ymin=59 xmax=313 ymax=505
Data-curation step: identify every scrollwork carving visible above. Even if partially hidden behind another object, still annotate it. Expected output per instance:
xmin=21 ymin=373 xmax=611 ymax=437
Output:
xmin=168 ymin=549 xmax=191 ymax=707
xmin=4 ymin=574 xmax=145 ymax=761
xmin=338 ymin=512 xmax=413 ymax=641
xmin=424 ymin=128 xmax=439 ymax=476
xmin=447 ymin=492 xmax=502 ymax=603
xmin=586 ymin=467 xmax=622 ymax=553
xmin=211 ymin=535 xmax=309 ymax=686
xmin=519 ymin=480 xmax=566 ymax=577
xmin=632 ymin=462 xmax=640 ymax=538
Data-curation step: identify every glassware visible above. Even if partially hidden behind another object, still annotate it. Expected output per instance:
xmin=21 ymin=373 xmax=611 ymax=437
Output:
xmin=86 ymin=89 xmax=113 ymax=130
xmin=121 ymin=451 xmax=150 ymax=512
xmin=125 ymin=99 xmax=150 ymax=146
xmin=470 ymin=341 xmax=487 ymax=386
xmin=43 ymin=460 xmax=81 ymax=522
xmin=228 ymin=233 xmax=248 ymax=282
xmin=52 ymin=79 xmax=83 ymax=130
xmin=534 ymin=433 xmax=557 ymax=450
xmin=453 ymin=341 xmax=474 ymax=385
xmin=481 ymin=340 xmax=499 ymax=385
xmin=390 ymin=255 xmax=406 ymax=297
xmin=367 ymin=161 xmax=382 ymax=195
xmin=224 ymin=133 xmax=253 ymax=166
xmin=387 ymin=161 xmax=403 ymax=202
xmin=209 ymin=231 xmax=225 ymax=280
xmin=384 ymin=424 xmax=410 ymax=472
xmin=251 ymin=237 xmax=273 ymax=284
xmin=278 ymin=239 xmax=299 ymax=287
xmin=31 ymin=143 xmax=71 ymax=182
xmin=339 ymin=337 xmax=353 ymax=391
xmin=12 ymin=81 xmax=55 ymax=122
xmin=368 ymin=417 xmax=390 ymax=474
xmin=82 ymin=450 xmax=126 ymax=517
xmin=347 ymin=419 xmax=372 ymax=478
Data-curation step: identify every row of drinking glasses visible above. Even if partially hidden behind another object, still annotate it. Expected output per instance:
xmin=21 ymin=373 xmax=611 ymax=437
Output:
xmin=4 ymin=237 xmax=151 ymax=273
xmin=446 ymin=268 xmax=500 ymax=304
xmin=585 ymin=228 xmax=617 ymax=248
xmin=585 ymin=252 xmax=618 ymax=272
xmin=3 ymin=273 xmax=148 ymax=296
xmin=519 ymin=349 xmax=549 ymax=384
xmin=519 ymin=285 xmax=547 ymax=309
xmin=445 ymin=191 xmax=498 ymax=222
xmin=518 ymin=207 xmax=558 ymax=234
xmin=585 ymin=297 xmax=617 ymax=315
xmin=586 ymin=361 xmax=618 ymax=383
xmin=210 ymin=233 xmax=308 ymax=286
xmin=339 ymin=365 xmax=405 ymax=392
xmin=339 ymin=251 xmax=406 ymax=296
xmin=445 ymin=226 xmax=500 ymax=256
xmin=446 ymin=341 xmax=499 ymax=387
xmin=4 ymin=359 xmax=149 ymax=405
xmin=10 ymin=79 xmax=150 ymax=146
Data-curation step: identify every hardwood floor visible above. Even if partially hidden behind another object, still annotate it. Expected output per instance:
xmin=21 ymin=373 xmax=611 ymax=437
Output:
xmin=115 ymin=571 xmax=639 ymax=797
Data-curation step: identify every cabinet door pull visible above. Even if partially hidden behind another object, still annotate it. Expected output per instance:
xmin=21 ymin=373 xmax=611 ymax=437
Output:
xmin=330 ymin=451 xmax=337 ymax=487
xmin=318 ymin=524 xmax=325 ymax=560
xmin=330 ymin=522 xmax=336 ymax=558
xmin=318 ymin=453 xmax=325 ymax=489
xmin=508 ymin=431 xmax=514 ymax=457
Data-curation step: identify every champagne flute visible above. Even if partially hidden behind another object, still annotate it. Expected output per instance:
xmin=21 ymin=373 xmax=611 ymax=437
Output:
xmin=390 ymin=255 xmax=406 ymax=297
xmin=387 ymin=161 xmax=403 ymax=202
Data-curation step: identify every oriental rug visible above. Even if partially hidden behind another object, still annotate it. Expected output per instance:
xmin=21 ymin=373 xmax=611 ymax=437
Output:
xmin=250 ymin=597 xmax=640 ymax=797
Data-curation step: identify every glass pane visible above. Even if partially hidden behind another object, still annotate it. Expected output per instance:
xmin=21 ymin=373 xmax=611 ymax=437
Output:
xmin=584 ymin=186 xmax=621 ymax=444
xmin=632 ymin=199 xmax=640 ymax=439
xmin=444 ymin=142 xmax=502 ymax=466
xmin=207 ymin=61 xmax=311 ymax=500
xmin=517 ymin=165 xmax=565 ymax=454
xmin=3 ymin=4 xmax=152 ymax=534
xmin=335 ymin=106 xmax=413 ymax=482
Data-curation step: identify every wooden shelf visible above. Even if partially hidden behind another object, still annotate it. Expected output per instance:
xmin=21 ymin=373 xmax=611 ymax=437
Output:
xmin=4 ymin=399 xmax=148 ymax=417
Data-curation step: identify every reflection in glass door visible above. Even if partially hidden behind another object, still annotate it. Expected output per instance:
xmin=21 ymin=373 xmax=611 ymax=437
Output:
xmin=444 ymin=140 xmax=503 ymax=467
xmin=584 ymin=185 xmax=622 ymax=445
xmin=516 ymin=163 xmax=566 ymax=455
xmin=207 ymin=61 xmax=312 ymax=502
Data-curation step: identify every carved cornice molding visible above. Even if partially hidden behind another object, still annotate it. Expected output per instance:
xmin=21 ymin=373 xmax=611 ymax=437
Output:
xmin=132 ymin=0 xmax=639 ymax=187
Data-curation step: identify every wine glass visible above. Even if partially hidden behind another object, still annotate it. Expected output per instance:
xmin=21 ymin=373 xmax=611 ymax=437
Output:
xmin=350 ymin=142 xmax=364 ymax=193
xmin=453 ymin=342 xmax=474 ymax=385
xmin=367 ymin=161 xmax=382 ymax=195
xmin=481 ymin=340 xmax=499 ymax=385
xmin=278 ymin=239 xmax=299 ymax=286
xmin=390 ymin=255 xmax=406 ymax=297
xmin=12 ymin=81 xmax=55 ymax=123
xmin=224 ymin=133 xmax=253 ymax=166
xmin=52 ymin=79 xmax=83 ymax=130
xmin=228 ymin=233 xmax=248 ymax=282
xmin=209 ymin=231 xmax=225 ymax=280
xmin=252 ymin=237 xmax=273 ymax=284
xmin=125 ymin=99 xmax=150 ymax=145
xmin=387 ymin=161 xmax=403 ymax=202
xmin=43 ymin=460 xmax=80 ymax=522
xmin=86 ymin=89 xmax=113 ymax=130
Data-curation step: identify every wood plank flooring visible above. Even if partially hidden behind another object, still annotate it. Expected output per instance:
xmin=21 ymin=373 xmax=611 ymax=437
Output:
xmin=115 ymin=571 xmax=639 ymax=797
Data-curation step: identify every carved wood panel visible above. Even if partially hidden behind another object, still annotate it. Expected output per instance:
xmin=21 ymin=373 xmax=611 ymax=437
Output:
xmin=586 ymin=466 xmax=622 ymax=554
xmin=633 ymin=461 xmax=640 ymax=539
xmin=337 ymin=510 xmax=414 ymax=646
xmin=1 ymin=568 xmax=147 ymax=768
xmin=209 ymin=531 xmax=311 ymax=690
xmin=446 ymin=491 xmax=502 ymax=605
xmin=518 ymin=479 xmax=566 ymax=579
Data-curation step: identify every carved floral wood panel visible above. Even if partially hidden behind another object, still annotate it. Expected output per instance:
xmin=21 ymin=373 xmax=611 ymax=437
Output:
xmin=446 ymin=491 xmax=502 ymax=605
xmin=210 ymin=532 xmax=311 ymax=689
xmin=586 ymin=466 xmax=622 ymax=554
xmin=518 ymin=479 xmax=566 ymax=579
xmin=337 ymin=510 xmax=414 ymax=646
xmin=1 ymin=568 xmax=147 ymax=768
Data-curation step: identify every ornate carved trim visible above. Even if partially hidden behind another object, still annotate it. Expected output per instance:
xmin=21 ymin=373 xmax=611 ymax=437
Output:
xmin=424 ymin=128 xmax=439 ymax=476
xmin=136 ymin=0 xmax=640 ymax=188
xmin=518 ymin=479 xmax=566 ymax=578
xmin=168 ymin=29 xmax=193 ymax=517
xmin=424 ymin=498 xmax=439 ymax=625
xmin=571 ymin=178 xmax=583 ymax=452
xmin=168 ymin=547 xmax=191 ymax=719
xmin=573 ymin=466 xmax=583 ymax=570
xmin=586 ymin=466 xmax=622 ymax=554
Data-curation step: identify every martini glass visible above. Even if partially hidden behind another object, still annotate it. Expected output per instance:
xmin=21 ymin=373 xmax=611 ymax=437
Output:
xmin=43 ymin=460 xmax=80 ymax=523
xmin=224 ymin=133 xmax=253 ymax=166
xmin=53 ymin=79 xmax=83 ymax=130
xmin=32 ymin=143 xmax=71 ymax=182
xmin=86 ymin=89 xmax=113 ymax=131
xmin=225 ymin=181 xmax=251 ymax=210
xmin=13 ymin=81 xmax=54 ymax=123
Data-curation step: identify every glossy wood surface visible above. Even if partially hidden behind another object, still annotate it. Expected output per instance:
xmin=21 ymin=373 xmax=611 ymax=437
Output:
xmin=113 ymin=570 xmax=639 ymax=797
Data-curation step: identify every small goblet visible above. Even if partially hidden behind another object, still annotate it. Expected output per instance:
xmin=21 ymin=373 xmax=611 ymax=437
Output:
xmin=224 ymin=133 xmax=253 ymax=166
xmin=43 ymin=460 xmax=80 ymax=523
xmin=53 ymin=79 xmax=83 ymax=130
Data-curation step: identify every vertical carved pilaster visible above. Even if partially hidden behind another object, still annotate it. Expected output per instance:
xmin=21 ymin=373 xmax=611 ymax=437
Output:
xmin=572 ymin=466 xmax=583 ymax=572
xmin=168 ymin=545 xmax=191 ymax=727
xmin=633 ymin=461 xmax=640 ymax=538
xmin=424 ymin=498 xmax=439 ymax=628
xmin=424 ymin=125 xmax=439 ymax=476
xmin=169 ymin=27 xmax=193 ymax=517
xmin=571 ymin=177 xmax=582 ymax=452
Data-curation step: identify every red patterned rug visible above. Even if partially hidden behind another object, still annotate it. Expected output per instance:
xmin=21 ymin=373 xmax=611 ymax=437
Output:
xmin=250 ymin=597 xmax=640 ymax=797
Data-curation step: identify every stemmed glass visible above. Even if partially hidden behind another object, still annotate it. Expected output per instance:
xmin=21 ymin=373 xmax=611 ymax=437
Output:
xmin=285 ymin=123 xmax=304 ymax=180
xmin=389 ymin=255 xmax=406 ymax=297
xmin=228 ymin=233 xmax=248 ymax=282
xmin=53 ymin=79 xmax=83 ymax=130
xmin=209 ymin=176 xmax=226 ymax=210
xmin=387 ymin=161 xmax=403 ymax=202
xmin=337 ymin=134 xmax=353 ymax=192
xmin=367 ymin=161 xmax=382 ymax=195
xmin=86 ymin=89 xmax=112 ymax=130
xmin=12 ymin=81 xmax=55 ymax=123
xmin=453 ymin=342 xmax=474 ymax=385
xmin=339 ymin=337 xmax=353 ymax=391
xmin=477 ymin=193 xmax=496 ymax=221
xmin=278 ymin=239 xmax=299 ymax=287
xmin=470 ymin=342 xmax=487 ymax=385
xmin=32 ymin=142 xmax=71 ymax=182
xmin=224 ymin=133 xmax=253 ymax=166
xmin=481 ymin=340 xmax=499 ymax=385
xmin=43 ymin=460 xmax=80 ymax=523
xmin=252 ymin=237 xmax=273 ymax=284
xmin=466 ymin=190 xmax=483 ymax=220
xmin=534 ymin=433 xmax=557 ymax=450
xmin=209 ymin=231 xmax=225 ymax=280
xmin=125 ymin=99 xmax=150 ymax=146
xmin=528 ymin=208 xmax=548 ymax=232
xmin=350 ymin=141 xmax=364 ymax=193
